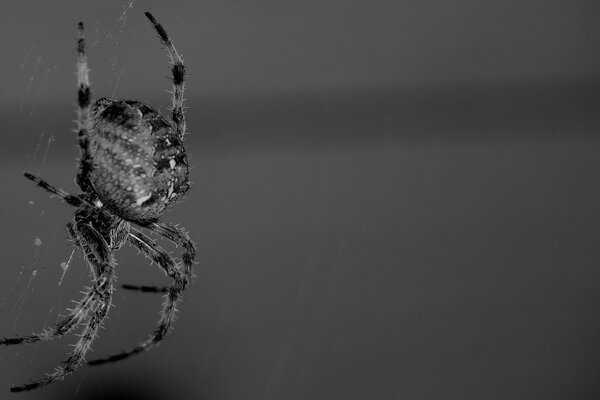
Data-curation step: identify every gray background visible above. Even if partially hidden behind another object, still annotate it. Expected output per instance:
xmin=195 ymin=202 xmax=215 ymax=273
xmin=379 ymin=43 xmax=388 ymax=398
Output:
xmin=1 ymin=1 xmax=600 ymax=399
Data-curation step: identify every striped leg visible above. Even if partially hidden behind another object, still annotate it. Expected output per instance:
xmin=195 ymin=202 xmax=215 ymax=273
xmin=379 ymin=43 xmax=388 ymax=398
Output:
xmin=24 ymin=172 xmax=85 ymax=208
xmin=88 ymin=228 xmax=185 ymax=365
xmin=144 ymin=12 xmax=187 ymax=139
xmin=0 ymin=289 xmax=95 ymax=346
xmin=147 ymin=221 xmax=195 ymax=288
xmin=7 ymin=224 xmax=115 ymax=392
xmin=75 ymin=21 xmax=93 ymax=192
xmin=10 ymin=301 xmax=110 ymax=392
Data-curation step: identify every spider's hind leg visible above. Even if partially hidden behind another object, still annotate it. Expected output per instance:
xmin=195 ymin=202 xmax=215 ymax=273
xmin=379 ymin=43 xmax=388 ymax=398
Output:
xmin=120 ymin=221 xmax=195 ymax=293
xmin=3 ymin=181 xmax=103 ymax=382
xmin=0 ymin=285 xmax=95 ymax=347
xmin=88 ymin=227 xmax=186 ymax=365
xmin=9 ymin=300 xmax=110 ymax=393
xmin=6 ymin=222 xmax=115 ymax=392
xmin=121 ymin=283 xmax=169 ymax=293
xmin=148 ymin=221 xmax=196 ymax=287
xmin=119 ymin=227 xmax=172 ymax=294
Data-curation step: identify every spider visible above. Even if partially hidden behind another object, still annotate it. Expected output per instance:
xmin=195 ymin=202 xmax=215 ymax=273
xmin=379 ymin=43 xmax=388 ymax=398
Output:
xmin=0 ymin=12 xmax=196 ymax=392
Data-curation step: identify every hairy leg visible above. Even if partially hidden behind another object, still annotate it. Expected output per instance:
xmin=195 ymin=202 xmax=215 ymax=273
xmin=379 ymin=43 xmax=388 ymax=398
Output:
xmin=88 ymin=228 xmax=184 ymax=365
xmin=11 ymin=301 xmax=110 ymax=393
xmin=0 ymin=289 xmax=95 ymax=346
xmin=121 ymin=222 xmax=195 ymax=294
xmin=1 ymin=188 xmax=107 ymax=347
xmin=24 ymin=173 xmax=85 ymax=208
xmin=120 ymin=228 xmax=174 ymax=293
xmin=75 ymin=21 xmax=94 ymax=192
xmin=145 ymin=221 xmax=195 ymax=288
xmin=7 ymin=223 xmax=115 ymax=392
xmin=144 ymin=12 xmax=186 ymax=139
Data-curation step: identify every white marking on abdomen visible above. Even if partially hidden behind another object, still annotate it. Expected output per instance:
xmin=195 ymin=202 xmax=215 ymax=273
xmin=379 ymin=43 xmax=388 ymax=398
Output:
xmin=135 ymin=193 xmax=152 ymax=206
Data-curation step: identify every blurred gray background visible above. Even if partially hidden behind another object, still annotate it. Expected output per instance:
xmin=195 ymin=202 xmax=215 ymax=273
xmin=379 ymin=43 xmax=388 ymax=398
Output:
xmin=1 ymin=1 xmax=600 ymax=399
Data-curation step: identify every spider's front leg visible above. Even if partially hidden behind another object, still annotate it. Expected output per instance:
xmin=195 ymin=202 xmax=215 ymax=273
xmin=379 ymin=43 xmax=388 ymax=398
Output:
xmin=144 ymin=12 xmax=186 ymax=140
xmin=75 ymin=21 xmax=95 ymax=193
xmin=23 ymin=172 xmax=86 ymax=208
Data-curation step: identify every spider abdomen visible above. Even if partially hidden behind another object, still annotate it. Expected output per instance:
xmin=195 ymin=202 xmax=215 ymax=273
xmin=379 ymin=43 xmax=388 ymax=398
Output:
xmin=88 ymin=98 xmax=189 ymax=221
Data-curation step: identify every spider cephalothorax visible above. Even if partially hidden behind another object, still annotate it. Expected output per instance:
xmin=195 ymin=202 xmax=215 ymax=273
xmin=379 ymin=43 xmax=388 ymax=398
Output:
xmin=0 ymin=12 xmax=196 ymax=392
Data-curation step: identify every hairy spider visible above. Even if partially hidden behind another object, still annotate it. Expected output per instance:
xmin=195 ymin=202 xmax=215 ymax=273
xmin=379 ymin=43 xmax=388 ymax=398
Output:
xmin=0 ymin=12 xmax=196 ymax=392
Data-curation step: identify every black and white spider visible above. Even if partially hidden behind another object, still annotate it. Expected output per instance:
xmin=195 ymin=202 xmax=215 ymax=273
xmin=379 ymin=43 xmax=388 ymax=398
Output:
xmin=1 ymin=12 xmax=196 ymax=392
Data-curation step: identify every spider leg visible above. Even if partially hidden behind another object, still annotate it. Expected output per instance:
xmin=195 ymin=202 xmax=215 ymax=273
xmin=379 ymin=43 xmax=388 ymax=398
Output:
xmin=24 ymin=173 xmax=108 ymax=225
xmin=66 ymin=222 xmax=100 ymax=280
xmin=121 ymin=284 xmax=168 ymax=293
xmin=145 ymin=221 xmax=196 ymax=288
xmin=10 ymin=301 xmax=110 ymax=393
xmin=8 ymin=223 xmax=115 ymax=392
xmin=75 ymin=21 xmax=94 ymax=193
xmin=144 ymin=12 xmax=186 ymax=140
xmin=119 ymin=222 xmax=195 ymax=292
xmin=120 ymin=227 xmax=176 ymax=294
xmin=0 ymin=217 xmax=108 ymax=349
xmin=24 ymin=172 xmax=85 ymax=208
xmin=0 ymin=288 xmax=95 ymax=346
xmin=88 ymin=228 xmax=184 ymax=365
